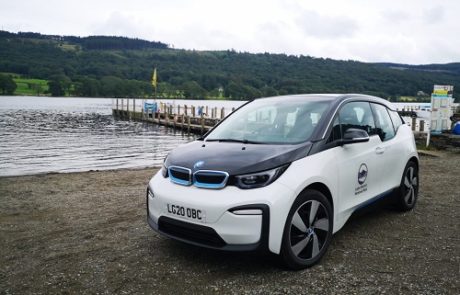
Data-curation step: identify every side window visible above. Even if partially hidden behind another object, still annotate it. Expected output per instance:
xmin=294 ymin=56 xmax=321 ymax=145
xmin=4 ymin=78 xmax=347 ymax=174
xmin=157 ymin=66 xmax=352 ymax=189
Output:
xmin=327 ymin=116 xmax=341 ymax=143
xmin=371 ymin=104 xmax=396 ymax=141
xmin=338 ymin=102 xmax=377 ymax=137
xmin=388 ymin=110 xmax=403 ymax=133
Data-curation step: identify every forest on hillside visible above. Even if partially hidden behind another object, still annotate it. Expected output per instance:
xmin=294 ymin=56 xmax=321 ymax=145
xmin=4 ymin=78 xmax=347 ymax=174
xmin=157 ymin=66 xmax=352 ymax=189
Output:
xmin=0 ymin=30 xmax=459 ymax=101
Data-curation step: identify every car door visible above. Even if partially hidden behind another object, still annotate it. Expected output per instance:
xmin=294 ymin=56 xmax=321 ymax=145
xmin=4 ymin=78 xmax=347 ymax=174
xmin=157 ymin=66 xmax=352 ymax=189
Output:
xmin=332 ymin=101 xmax=382 ymax=212
xmin=370 ymin=103 xmax=401 ymax=191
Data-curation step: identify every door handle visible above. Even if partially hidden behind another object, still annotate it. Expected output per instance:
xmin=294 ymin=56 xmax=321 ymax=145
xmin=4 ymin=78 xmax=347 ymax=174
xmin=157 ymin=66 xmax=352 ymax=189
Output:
xmin=375 ymin=147 xmax=385 ymax=154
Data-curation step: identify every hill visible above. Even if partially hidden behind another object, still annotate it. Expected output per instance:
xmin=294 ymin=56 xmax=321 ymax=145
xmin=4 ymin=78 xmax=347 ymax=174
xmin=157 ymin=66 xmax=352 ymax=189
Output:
xmin=0 ymin=30 xmax=458 ymax=101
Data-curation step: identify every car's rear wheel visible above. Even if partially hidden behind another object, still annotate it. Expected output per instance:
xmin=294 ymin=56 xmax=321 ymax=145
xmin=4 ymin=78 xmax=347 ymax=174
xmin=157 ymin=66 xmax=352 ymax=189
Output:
xmin=396 ymin=161 xmax=419 ymax=211
xmin=280 ymin=189 xmax=333 ymax=269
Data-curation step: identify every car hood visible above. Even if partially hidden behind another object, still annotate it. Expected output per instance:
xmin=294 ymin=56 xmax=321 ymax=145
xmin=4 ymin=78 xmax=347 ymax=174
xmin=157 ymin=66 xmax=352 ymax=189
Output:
xmin=164 ymin=140 xmax=312 ymax=175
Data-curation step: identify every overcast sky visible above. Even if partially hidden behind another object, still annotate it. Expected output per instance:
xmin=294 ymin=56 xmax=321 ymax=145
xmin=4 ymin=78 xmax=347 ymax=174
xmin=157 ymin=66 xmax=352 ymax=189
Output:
xmin=1 ymin=0 xmax=458 ymax=64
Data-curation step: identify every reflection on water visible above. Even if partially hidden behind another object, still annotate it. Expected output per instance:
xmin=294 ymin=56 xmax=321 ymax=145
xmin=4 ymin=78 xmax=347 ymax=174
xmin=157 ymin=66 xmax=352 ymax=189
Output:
xmin=0 ymin=97 xmax=194 ymax=177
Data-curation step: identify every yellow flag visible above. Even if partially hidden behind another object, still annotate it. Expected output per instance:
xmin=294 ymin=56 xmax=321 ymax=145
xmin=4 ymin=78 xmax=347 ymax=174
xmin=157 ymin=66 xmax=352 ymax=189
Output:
xmin=152 ymin=68 xmax=157 ymax=88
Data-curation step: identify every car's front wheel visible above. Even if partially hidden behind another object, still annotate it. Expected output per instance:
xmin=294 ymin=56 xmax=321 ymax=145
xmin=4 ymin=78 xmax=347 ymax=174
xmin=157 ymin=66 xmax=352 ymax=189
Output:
xmin=396 ymin=161 xmax=419 ymax=211
xmin=280 ymin=189 xmax=333 ymax=269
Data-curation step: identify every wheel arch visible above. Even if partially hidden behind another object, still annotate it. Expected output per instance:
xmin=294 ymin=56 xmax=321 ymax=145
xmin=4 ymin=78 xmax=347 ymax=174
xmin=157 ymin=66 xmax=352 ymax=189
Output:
xmin=301 ymin=182 xmax=334 ymax=213
xmin=408 ymin=156 xmax=419 ymax=169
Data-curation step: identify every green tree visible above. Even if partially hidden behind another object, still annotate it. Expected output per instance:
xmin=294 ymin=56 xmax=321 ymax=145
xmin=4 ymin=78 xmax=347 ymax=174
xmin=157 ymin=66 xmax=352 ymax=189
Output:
xmin=47 ymin=80 xmax=64 ymax=96
xmin=0 ymin=74 xmax=17 ymax=95
xmin=181 ymin=81 xmax=207 ymax=99
xmin=29 ymin=83 xmax=44 ymax=96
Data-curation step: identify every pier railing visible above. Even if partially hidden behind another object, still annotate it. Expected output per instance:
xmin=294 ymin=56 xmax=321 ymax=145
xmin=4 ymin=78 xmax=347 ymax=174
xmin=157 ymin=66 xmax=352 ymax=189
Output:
xmin=112 ymin=98 xmax=236 ymax=134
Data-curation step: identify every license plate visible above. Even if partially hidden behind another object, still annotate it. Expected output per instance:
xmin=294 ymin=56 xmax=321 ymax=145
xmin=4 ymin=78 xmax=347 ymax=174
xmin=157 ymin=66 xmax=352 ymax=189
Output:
xmin=166 ymin=203 xmax=205 ymax=222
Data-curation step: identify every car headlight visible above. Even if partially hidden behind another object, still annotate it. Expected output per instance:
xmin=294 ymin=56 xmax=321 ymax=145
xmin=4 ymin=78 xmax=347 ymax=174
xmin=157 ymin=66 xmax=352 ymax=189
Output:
xmin=234 ymin=164 xmax=290 ymax=189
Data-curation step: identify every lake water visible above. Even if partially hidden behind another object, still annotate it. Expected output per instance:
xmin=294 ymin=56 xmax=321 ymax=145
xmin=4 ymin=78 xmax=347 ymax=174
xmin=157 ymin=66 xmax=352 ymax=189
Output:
xmin=0 ymin=96 xmax=195 ymax=177
xmin=1 ymin=96 xmax=456 ymax=177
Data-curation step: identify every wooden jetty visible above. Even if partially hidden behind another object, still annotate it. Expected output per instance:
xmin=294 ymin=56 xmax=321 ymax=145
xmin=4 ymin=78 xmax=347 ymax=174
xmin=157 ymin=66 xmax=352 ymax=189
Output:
xmin=112 ymin=98 xmax=432 ymax=135
xmin=112 ymin=98 xmax=236 ymax=135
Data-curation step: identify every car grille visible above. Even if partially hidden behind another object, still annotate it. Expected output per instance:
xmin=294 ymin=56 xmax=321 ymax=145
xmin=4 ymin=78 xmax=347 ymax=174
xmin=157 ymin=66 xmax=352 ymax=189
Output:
xmin=168 ymin=166 xmax=192 ymax=186
xmin=193 ymin=170 xmax=229 ymax=189
xmin=158 ymin=216 xmax=226 ymax=248
xmin=168 ymin=166 xmax=229 ymax=189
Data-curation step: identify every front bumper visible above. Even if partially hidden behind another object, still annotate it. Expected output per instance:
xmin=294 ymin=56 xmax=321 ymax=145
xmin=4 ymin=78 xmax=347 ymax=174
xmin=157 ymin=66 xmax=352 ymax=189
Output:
xmin=147 ymin=171 xmax=295 ymax=254
xmin=147 ymin=203 xmax=270 ymax=251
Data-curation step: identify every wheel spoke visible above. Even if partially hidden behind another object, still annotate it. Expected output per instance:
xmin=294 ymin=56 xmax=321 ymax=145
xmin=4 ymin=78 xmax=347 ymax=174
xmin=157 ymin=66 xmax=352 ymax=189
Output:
xmin=292 ymin=236 xmax=309 ymax=256
xmin=409 ymin=187 xmax=415 ymax=205
xmin=313 ymin=218 xmax=329 ymax=231
xmin=412 ymin=177 xmax=418 ymax=186
xmin=404 ymin=176 xmax=411 ymax=188
xmin=292 ymin=211 xmax=307 ymax=232
xmin=309 ymin=200 xmax=320 ymax=225
xmin=404 ymin=188 xmax=412 ymax=203
xmin=311 ymin=233 xmax=320 ymax=258
xmin=408 ymin=167 xmax=414 ymax=182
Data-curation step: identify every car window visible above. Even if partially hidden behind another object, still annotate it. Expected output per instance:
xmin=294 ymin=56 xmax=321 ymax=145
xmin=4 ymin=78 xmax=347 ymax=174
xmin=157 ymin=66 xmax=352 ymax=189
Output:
xmin=338 ymin=102 xmax=377 ymax=137
xmin=388 ymin=109 xmax=403 ymax=133
xmin=371 ymin=103 xmax=396 ymax=141
xmin=206 ymin=99 xmax=331 ymax=144
xmin=327 ymin=116 xmax=341 ymax=143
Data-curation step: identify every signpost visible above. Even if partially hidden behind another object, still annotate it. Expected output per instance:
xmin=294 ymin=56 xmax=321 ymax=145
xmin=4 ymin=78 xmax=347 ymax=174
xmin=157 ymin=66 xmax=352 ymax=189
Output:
xmin=426 ymin=85 xmax=454 ymax=146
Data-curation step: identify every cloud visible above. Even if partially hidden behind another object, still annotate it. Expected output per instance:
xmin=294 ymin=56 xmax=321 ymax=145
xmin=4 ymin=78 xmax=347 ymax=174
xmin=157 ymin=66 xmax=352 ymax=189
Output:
xmin=295 ymin=10 xmax=358 ymax=39
xmin=423 ymin=5 xmax=445 ymax=25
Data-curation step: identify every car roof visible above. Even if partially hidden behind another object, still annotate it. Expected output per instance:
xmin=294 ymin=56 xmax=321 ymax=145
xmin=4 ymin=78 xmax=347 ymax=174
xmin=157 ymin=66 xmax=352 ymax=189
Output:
xmin=256 ymin=94 xmax=395 ymax=110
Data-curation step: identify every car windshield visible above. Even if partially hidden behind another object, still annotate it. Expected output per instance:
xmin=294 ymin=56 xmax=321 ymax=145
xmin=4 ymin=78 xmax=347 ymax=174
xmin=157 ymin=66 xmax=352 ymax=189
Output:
xmin=205 ymin=98 xmax=332 ymax=144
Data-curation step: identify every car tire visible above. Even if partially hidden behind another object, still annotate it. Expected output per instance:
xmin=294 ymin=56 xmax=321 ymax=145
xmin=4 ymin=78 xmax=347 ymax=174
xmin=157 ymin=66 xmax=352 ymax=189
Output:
xmin=396 ymin=161 xmax=419 ymax=211
xmin=280 ymin=189 xmax=333 ymax=270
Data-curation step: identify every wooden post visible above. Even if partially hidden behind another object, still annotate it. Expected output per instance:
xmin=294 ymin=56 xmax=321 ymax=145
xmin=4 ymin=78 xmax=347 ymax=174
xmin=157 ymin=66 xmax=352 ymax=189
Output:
xmin=205 ymin=106 xmax=208 ymax=116
xmin=173 ymin=115 xmax=177 ymax=129
xmin=191 ymin=106 xmax=196 ymax=117
xmin=127 ymin=99 xmax=130 ymax=119
xmin=420 ymin=120 xmax=425 ymax=132
xmin=181 ymin=114 xmax=185 ymax=130
xmin=200 ymin=113 xmax=204 ymax=134
xmin=116 ymin=98 xmax=119 ymax=111
xmin=178 ymin=105 xmax=181 ymax=116
xmin=133 ymin=99 xmax=136 ymax=118
xmin=220 ymin=107 xmax=225 ymax=119
xmin=184 ymin=105 xmax=188 ymax=116
xmin=411 ymin=117 xmax=416 ymax=131
xmin=187 ymin=116 xmax=191 ymax=133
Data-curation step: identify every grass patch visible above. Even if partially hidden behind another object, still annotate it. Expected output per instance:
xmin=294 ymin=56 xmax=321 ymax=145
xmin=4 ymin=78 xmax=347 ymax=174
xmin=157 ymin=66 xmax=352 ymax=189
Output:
xmin=13 ymin=77 xmax=49 ymax=96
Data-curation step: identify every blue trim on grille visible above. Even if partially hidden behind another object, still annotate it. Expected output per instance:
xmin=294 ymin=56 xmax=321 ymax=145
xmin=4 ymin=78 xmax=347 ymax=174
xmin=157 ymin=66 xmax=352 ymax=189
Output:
xmin=167 ymin=166 xmax=229 ymax=189
xmin=168 ymin=166 xmax=192 ymax=186
xmin=193 ymin=170 xmax=229 ymax=189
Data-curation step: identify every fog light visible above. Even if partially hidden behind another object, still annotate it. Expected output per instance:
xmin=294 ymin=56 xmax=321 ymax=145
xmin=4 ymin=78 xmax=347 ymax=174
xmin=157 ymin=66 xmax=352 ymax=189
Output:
xmin=231 ymin=209 xmax=262 ymax=215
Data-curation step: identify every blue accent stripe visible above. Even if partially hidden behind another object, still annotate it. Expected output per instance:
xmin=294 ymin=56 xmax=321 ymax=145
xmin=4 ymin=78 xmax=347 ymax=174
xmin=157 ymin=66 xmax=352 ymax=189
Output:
xmin=354 ymin=187 xmax=396 ymax=212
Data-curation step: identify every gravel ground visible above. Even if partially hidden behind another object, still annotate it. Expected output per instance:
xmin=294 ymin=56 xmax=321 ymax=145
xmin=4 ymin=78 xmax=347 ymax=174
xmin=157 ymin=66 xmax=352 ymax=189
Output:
xmin=1 ymin=151 xmax=459 ymax=294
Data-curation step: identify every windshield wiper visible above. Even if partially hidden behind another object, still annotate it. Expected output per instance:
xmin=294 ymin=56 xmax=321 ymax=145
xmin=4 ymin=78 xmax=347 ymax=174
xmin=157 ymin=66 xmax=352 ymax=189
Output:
xmin=205 ymin=138 xmax=263 ymax=144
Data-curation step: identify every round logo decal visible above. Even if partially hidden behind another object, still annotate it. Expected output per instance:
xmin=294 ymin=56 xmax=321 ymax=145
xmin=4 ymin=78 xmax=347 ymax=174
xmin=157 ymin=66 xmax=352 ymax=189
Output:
xmin=358 ymin=163 xmax=368 ymax=185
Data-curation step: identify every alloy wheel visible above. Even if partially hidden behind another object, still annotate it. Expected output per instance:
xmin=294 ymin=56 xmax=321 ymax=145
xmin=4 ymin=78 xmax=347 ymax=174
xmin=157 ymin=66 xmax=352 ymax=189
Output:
xmin=288 ymin=200 xmax=330 ymax=260
xmin=403 ymin=166 xmax=418 ymax=206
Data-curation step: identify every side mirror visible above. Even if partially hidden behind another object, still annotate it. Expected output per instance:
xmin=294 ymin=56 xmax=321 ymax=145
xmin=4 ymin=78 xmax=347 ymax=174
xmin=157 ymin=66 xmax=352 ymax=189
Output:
xmin=339 ymin=128 xmax=370 ymax=145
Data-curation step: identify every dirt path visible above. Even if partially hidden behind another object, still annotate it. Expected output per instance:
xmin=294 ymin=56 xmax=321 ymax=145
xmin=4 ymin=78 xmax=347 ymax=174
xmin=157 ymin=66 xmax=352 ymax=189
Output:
xmin=1 ymin=152 xmax=459 ymax=294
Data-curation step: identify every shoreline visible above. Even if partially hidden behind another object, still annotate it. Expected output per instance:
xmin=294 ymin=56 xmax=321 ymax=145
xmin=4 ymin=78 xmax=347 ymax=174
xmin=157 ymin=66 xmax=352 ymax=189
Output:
xmin=0 ymin=165 xmax=161 ymax=179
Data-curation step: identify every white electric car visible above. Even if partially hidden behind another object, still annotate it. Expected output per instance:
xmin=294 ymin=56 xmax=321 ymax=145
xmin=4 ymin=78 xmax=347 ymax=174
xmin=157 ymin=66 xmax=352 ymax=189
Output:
xmin=147 ymin=94 xmax=419 ymax=269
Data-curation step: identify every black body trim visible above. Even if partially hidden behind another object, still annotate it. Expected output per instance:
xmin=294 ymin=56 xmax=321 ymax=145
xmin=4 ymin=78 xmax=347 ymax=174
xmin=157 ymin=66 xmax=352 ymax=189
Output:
xmin=147 ymin=203 xmax=270 ymax=252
